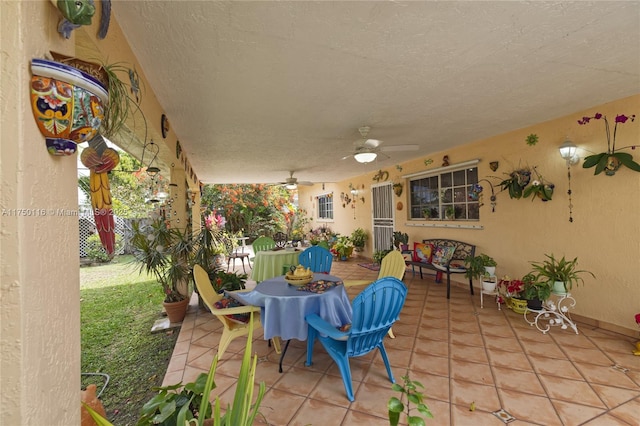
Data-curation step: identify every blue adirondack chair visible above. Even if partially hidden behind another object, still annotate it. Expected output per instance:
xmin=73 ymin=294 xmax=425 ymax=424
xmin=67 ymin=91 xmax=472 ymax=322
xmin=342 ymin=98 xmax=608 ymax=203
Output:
xmin=298 ymin=245 xmax=333 ymax=274
xmin=305 ymin=276 xmax=408 ymax=401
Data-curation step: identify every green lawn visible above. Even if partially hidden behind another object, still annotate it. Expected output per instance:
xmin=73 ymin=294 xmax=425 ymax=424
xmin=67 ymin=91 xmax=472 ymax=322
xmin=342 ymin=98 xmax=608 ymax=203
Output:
xmin=81 ymin=255 xmax=180 ymax=426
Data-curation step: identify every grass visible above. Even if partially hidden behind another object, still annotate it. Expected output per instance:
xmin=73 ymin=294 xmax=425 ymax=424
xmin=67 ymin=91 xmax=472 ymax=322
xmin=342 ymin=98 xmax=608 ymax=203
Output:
xmin=81 ymin=255 xmax=180 ymax=426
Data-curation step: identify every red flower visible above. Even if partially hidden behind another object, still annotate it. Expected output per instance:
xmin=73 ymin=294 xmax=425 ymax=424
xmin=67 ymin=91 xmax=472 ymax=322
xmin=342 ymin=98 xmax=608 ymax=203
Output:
xmin=635 ymin=313 xmax=640 ymax=325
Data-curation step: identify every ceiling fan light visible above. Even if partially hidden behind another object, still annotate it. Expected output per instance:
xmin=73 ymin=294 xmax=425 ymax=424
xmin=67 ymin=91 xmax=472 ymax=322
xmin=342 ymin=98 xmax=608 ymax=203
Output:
xmin=354 ymin=152 xmax=377 ymax=163
xmin=285 ymin=183 xmax=297 ymax=190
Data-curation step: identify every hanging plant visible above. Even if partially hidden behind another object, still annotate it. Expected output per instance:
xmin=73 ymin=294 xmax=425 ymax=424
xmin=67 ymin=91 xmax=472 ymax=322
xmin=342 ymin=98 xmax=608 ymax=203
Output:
xmin=579 ymin=112 xmax=639 ymax=176
xmin=522 ymin=167 xmax=554 ymax=202
xmin=497 ymin=168 xmax=531 ymax=199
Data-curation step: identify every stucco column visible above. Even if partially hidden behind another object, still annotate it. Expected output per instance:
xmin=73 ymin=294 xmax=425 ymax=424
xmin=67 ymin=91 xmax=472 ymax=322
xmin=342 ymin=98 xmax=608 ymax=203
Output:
xmin=1 ymin=1 xmax=81 ymax=424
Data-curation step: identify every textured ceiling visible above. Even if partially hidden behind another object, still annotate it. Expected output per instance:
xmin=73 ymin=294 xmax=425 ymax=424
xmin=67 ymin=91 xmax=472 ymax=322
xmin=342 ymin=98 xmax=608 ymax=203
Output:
xmin=112 ymin=1 xmax=640 ymax=186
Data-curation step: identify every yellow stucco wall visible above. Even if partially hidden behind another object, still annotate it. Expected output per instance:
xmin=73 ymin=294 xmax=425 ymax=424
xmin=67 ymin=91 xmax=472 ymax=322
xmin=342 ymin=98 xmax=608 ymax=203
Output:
xmin=299 ymin=94 xmax=640 ymax=336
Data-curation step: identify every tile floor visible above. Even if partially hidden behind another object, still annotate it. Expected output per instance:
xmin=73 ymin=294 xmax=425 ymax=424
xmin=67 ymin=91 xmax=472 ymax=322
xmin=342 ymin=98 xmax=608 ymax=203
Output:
xmin=163 ymin=257 xmax=640 ymax=425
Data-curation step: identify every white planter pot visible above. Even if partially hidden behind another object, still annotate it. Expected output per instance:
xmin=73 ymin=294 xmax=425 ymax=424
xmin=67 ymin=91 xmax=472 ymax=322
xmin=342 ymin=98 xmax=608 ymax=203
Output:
xmin=484 ymin=266 xmax=496 ymax=277
xmin=552 ymin=280 xmax=568 ymax=295
xmin=482 ymin=279 xmax=497 ymax=293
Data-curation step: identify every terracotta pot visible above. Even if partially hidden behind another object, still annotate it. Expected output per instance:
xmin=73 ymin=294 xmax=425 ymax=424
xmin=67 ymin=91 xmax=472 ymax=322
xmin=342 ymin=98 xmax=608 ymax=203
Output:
xmin=163 ymin=298 xmax=189 ymax=323
xmin=29 ymin=58 xmax=107 ymax=155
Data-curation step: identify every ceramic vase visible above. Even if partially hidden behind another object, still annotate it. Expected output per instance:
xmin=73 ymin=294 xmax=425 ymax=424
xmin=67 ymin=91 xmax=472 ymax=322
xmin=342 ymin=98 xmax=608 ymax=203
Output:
xmin=508 ymin=297 xmax=528 ymax=314
xmin=30 ymin=58 xmax=108 ymax=155
xmin=552 ymin=281 xmax=568 ymax=295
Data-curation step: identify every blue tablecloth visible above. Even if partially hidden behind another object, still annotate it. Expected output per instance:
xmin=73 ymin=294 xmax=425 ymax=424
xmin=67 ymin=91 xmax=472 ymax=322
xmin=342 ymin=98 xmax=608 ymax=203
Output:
xmin=231 ymin=273 xmax=352 ymax=341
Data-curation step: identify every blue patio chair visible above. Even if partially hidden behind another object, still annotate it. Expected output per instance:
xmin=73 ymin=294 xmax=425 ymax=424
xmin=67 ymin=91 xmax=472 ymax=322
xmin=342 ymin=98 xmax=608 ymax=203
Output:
xmin=298 ymin=245 xmax=333 ymax=274
xmin=305 ymin=276 xmax=408 ymax=401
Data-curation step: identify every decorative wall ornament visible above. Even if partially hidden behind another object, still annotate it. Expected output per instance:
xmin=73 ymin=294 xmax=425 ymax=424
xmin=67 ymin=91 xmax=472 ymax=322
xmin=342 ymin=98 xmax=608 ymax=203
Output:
xmin=526 ymin=134 xmax=539 ymax=146
xmin=372 ymin=169 xmax=389 ymax=182
xmin=489 ymin=161 xmax=499 ymax=172
xmin=470 ymin=179 xmax=497 ymax=212
xmin=424 ymin=158 xmax=433 ymax=166
xmin=393 ymin=182 xmax=403 ymax=197
xmin=442 ymin=155 xmax=450 ymax=167
xmin=30 ymin=58 xmax=107 ymax=155
xmin=578 ymin=112 xmax=639 ymax=176
xmin=161 ymin=114 xmax=170 ymax=138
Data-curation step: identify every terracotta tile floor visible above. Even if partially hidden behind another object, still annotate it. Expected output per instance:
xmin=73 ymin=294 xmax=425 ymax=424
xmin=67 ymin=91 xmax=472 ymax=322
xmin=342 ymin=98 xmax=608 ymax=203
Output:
xmin=164 ymin=258 xmax=640 ymax=425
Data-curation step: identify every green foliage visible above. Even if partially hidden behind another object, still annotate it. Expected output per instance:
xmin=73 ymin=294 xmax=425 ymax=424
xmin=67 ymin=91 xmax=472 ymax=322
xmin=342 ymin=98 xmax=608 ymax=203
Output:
xmin=208 ymin=270 xmax=247 ymax=293
xmin=392 ymin=231 xmax=409 ymax=248
xmin=498 ymin=168 xmax=531 ymax=199
xmin=583 ymin=151 xmax=640 ymax=175
xmin=529 ymin=253 xmax=595 ymax=291
xmin=464 ymin=253 xmax=496 ymax=281
xmin=200 ymin=184 xmax=293 ymax=237
xmin=332 ymin=235 xmax=354 ymax=258
xmin=373 ymin=249 xmax=392 ymax=265
xmin=522 ymin=273 xmax=552 ymax=301
xmin=85 ymin=233 xmax=123 ymax=262
xmin=351 ymin=227 xmax=368 ymax=249
xmin=388 ymin=375 xmax=433 ymax=426
xmin=130 ymin=218 xmax=193 ymax=302
xmin=80 ymin=257 xmax=179 ymax=425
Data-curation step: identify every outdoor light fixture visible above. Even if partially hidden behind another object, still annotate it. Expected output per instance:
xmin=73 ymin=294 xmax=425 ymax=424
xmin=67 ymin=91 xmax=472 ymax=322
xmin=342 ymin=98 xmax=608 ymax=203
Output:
xmin=558 ymin=139 xmax=579 ymax=223
xmin=354 ymin=151 xmax=377 ymax=163
xmin=559 ymin=140 xmax=580 ymax=165
xmin=141 ymin=140 xmax=160 ymax=177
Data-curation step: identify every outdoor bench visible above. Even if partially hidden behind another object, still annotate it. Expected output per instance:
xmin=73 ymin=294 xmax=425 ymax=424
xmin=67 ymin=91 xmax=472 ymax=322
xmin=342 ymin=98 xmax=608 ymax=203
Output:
xmin=405 ymin=238 xmax=476 ymax=299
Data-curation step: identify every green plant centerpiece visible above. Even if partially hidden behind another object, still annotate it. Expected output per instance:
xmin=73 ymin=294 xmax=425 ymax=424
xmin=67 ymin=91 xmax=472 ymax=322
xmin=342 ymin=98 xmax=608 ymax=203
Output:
xmin=130 ymin=217 xmax=193 ymax=304
xmin=579 ymin=112 xmax=639 ymax=176
xmin=351 ymin=227 xmax=368 ymax=252
xmin=529 ymin=253 xmax=595 ymax=295
xmin=392 ymin=231 xmax=409 ymax=250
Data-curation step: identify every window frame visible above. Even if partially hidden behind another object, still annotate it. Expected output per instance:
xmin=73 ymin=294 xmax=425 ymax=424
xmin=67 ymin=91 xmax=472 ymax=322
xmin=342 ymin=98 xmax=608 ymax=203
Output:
xmin=316 ymin=192 xmax=334 ymax=221
xmin=405 ymin=160 xmax=480 ymax=221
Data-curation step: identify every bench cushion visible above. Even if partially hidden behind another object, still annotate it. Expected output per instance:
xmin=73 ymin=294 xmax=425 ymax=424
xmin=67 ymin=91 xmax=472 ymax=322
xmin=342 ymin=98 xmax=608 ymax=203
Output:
xmin=413 ymin=242 xmax=434 ymax=263
xmin=432 ymin=245 xmax=455 ymax=266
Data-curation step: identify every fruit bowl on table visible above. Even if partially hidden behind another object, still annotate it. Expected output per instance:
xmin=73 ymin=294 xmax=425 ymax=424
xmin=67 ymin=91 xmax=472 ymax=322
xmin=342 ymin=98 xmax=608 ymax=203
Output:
xmin=284 ymin=274 xmax=313 ymax=287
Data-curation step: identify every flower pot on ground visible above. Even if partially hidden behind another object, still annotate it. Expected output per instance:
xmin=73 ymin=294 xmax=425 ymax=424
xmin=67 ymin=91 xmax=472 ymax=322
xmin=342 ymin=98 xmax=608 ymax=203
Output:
xmin=522 ymin=273 xmax=551 ymax=310
xmin=351 ymin=227 xmax=368 ymax=252
xmin=529 ymin=253 xmax=595 ymax=295
xmin=130 ymin=217 xmax=194 ymax=322
xmin=332 ymin=235 xmax=354 ymax=260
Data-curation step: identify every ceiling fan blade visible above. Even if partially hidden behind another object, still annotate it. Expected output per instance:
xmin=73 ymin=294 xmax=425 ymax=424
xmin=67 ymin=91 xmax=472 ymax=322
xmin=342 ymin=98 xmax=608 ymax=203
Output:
xmin=341 ymin=154 xmax=354 ymax=160
xmin=380 ymin=144 xmax=419 ymax=152
xmin=298 ymin=181 xmax=313 ymax=186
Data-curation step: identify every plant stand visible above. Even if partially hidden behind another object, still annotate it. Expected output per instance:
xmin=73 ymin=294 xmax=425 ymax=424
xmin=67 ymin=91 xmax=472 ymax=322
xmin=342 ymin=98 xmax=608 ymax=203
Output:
xmin=480 ymin=279 xmax=500 ymax=310
xmin=523 ymin=293 xmax=578 ymax=334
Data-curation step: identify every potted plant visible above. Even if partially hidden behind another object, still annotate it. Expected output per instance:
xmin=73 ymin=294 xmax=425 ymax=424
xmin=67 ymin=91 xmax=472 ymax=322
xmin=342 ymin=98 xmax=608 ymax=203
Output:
xmin=392 ymin=231 xmax=409 ymax=251
xmin=522 ymin=273 xmax=551 ymax=310
xmin=130 ymin=217 xmax=193 ymax=323
xmin=578 ymin=112 xmax=639 ymax=176
xmin=444 ymin=205 xmax=455 ymax=220
xmin=422 ymin=208 xmax=434 ymax=220
xmin=522 ymin=166 xmax=554 ymax=202
xmin=464 ymin=253 xmax=497 ymax=291
xmin=529 ymin=254 xmax=595 ymax=295
xmin=373 ymin=249 xmax=392 ymax=265
xmin=351 ymin=228 xmax=368 ymax=252
xmin=497 ymin=167 xmax=532 ymax=199
xmin=331 ymin=235 xmax=354 ymax=261
xmin=497 ymin=276 xmax=527 ymax=313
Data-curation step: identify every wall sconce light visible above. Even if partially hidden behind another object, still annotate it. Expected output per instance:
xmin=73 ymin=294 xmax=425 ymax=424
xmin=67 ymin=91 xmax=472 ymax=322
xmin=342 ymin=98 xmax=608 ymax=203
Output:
xmin=559 ymin=140 xmax=580 ymax=166
xmin=141 ymin=140 xmax=161 ymax=177
xmin=354 ymin=151 xmax=377 ymax=163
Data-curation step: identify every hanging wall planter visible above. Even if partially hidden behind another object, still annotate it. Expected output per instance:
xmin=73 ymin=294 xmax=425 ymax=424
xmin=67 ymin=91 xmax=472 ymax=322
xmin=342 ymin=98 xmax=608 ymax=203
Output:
xmin=29 ymin=58 xmax=108 ymax=155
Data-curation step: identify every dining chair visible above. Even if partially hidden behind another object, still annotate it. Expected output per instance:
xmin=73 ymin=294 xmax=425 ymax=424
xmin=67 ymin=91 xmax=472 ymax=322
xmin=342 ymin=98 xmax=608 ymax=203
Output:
xmin=273 ymin=231 xmax=288 ymax=248
xmin=305 ymin=276 xmax=408 ymax=402
xmin=298 ymin=245 xmax=333 ymax=274
xmin=250 ymin=236 xmax=276 ymax=264
xmin=193 ymin=264 xmax=280 ymax=358
xmin=343 ymin=249 xmax=407 ymax=338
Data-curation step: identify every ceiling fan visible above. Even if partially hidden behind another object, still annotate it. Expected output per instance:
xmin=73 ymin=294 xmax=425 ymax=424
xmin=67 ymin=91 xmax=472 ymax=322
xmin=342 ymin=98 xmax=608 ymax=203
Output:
xmin=342 ymin=126 xmax=419 ymax=163
xmin=279 ymin=171 xmax=313 ymax=190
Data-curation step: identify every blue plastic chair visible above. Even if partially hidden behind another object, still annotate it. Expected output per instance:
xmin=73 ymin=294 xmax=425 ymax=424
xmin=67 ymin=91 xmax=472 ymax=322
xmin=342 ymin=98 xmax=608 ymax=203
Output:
xmin=298 ymin=245 xmax=333 ymax=274
xmin=305 ymin=277 xmax=408 ymax=401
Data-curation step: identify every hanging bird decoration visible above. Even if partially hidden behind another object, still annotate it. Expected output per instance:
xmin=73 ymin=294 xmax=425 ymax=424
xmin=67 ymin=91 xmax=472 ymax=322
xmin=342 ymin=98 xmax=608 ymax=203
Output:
xmin=81 ymin=135 xmax=119 ymax=256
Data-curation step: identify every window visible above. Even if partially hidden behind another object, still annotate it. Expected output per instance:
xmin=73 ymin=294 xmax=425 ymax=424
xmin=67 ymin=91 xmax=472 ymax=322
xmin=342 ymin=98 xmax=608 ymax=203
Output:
xmin=409 ymin=163 xmax=479 ymax=220
xmin=317 ymin=193 xmax=333 ymax=220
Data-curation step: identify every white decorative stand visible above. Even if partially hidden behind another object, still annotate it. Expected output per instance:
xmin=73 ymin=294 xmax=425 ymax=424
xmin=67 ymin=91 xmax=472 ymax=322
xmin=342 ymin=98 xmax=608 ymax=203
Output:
xmin=480 ymin=277 xmax=500 ymax=310
xmin=524 ymin=293 xmax=578 ymax=334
